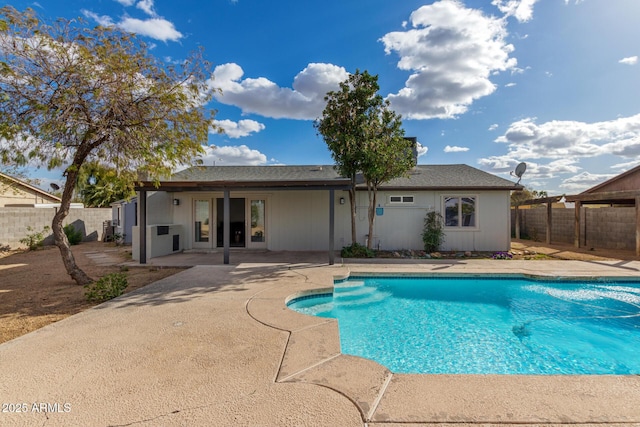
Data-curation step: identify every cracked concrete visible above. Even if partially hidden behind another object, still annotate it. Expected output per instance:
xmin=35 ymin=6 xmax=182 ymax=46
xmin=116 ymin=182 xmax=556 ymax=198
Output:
xmin=1 ymin=253 xmax=640 ymax=426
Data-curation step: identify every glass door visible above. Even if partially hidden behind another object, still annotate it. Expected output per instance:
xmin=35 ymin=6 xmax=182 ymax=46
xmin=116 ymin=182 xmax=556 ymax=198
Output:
xmin=194 ymin=199 xmax=211 ymax=248
xmin=216 ymin=198 xmax=246 ymax=248
xmin=248 ymin=199 xmax=266 ymax=249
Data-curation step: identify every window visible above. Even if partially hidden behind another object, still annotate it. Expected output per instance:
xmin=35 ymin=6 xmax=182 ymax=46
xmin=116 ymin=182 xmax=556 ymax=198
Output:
xmin=388 ymin=195 xmax=414 ymax=204
xmin=444 ymin=196 xmax=476 ymax=227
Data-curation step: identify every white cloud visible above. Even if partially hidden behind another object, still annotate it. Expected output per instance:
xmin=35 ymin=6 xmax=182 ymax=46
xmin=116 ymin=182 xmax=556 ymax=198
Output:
xmin=199 ymin=145 xmax=268 ymax=166
xmin=478 ymin=114 xmax=640 ymax=185
xmin=84 ymin=1 xmax=181 ymax=42
xmin=505 ymin=82 xmax=517 ymax=87
xmin=560 ymin=172 xmax=616 ymax=191
xmin=136 ymin=0 xmax=156 ymax=16
xmin=619 ymin=56 xmax=638 ymax=65
xmin=492 ymin=0 xmax=539 ymax=23
xmin=416 ymin=142 xmax=428 ymax=157
xmin=611 ymin=160 xmax=640 ymax=170
xmin=493 ymin=114 xmax=640 ymax=160
xmin=478 ymin=157 xmax=581 ymax=180
xmin=81 ymin=10 xmax=114 ymax=27
xmin=210 ymin=63 xmax=348 ymax=120
xmin=380 ymin=0 xmax=518 ymax=120
xmin=444 ymin=145 xmax=469 ymax=153
xmin=488 ymin=124 xmax=499 ymax=131
xmin=118 ymin=17 xmax=182 ymax=42
xmin=212 ymin=119 xmax=265 ymax=139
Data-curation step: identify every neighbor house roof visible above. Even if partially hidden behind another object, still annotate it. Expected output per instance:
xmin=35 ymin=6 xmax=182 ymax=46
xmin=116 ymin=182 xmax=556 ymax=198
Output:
xmin=137 ymin=164 xmax=520 ymax=192
xmin=0 ymin=171 xmax=61 ymax=205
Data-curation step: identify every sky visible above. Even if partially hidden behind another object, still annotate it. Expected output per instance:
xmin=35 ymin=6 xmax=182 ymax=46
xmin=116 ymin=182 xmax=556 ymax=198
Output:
xmin=6 ymin=0 xmax=640 ymax=195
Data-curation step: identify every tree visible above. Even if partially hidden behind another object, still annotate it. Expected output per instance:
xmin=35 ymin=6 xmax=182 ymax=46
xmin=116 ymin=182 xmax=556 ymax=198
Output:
xmin=0 ymin=7 xmax=216 ymax=285
xmin=511 ymin=187 xmax=549 ymax=206
xmin=360 ymin=107 xmax=414 ymax=249
xmin=315 ymin=70 xmax=414 ymax=249
xmin=76 ymin=161 xmax=136 ymax=208
xmin=315 ymin=70 xmax=375 ymax=245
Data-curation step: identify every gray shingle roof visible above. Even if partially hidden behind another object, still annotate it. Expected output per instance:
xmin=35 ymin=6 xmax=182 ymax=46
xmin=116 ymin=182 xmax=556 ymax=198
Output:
xmin=168 ymin=164 xmax=519 ymax=190
xmin=372 ymin=164 xmax=520 ymax=190
xmin=171 ymin=165 xmax=344 ymax=182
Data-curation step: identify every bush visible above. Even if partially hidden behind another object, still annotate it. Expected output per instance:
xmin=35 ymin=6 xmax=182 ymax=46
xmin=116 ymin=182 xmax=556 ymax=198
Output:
xmin=63 ymin=224 xmax=83 ymax=245
xmin=422 ymin=211 xmax=445 ymax=253
xmin=84 ymin=273 xmax=128 ymax=302
xmin=341 ymin=243 xmax=375 ymax=258
xmin=19 ymin=225 xmax=50 ymax=250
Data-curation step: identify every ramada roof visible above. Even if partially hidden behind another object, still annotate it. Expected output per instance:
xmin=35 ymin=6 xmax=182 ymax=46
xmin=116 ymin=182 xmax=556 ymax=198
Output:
xmin=143 ymin=164 xmax=520 ymax=192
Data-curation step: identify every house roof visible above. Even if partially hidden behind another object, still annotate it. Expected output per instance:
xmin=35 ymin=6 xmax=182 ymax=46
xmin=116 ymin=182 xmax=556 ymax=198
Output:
xmin=138 ymin=164 xmax=520 ymax=192
xmin=0 ymin=171 xmax=61 ymax=203
xmin=368 ymin=164 xmax=521 ymax=190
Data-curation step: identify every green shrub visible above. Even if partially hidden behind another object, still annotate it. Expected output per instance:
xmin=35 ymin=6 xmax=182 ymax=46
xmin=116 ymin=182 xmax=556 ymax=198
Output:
xmin=19 ymin=225 xmax=50 ymax=250
xmin=422 ymin=211 xmax=445 ymax=253
xmin=63 ymin=224 xmax=83 ymax=245
xmin=340 ymin=243 xmax=375 ymax=258
xmin=84 ymin=273 xmax=128 ymax=302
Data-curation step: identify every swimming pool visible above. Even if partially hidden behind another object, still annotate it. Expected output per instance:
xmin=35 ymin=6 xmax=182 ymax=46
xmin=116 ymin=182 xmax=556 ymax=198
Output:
xmin=287 ymin=275 xmax=640 ymax=375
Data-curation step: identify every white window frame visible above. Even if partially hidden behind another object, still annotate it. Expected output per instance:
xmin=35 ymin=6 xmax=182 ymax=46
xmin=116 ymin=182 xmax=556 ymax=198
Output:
xmin=387 ymin=195 xmax=415 ymax=205
xmin=442 ymin=195 xmax=478 ymax=229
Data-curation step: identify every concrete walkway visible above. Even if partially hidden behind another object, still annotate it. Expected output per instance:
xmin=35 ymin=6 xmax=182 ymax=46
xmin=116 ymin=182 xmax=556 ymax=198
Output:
xmin=2 ymin=255 xmax=640 ymax=426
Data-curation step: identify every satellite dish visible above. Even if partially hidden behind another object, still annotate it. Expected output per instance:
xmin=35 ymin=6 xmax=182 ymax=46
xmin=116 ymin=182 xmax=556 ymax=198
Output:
xmin=50 ymin=183 xmax=60 ymax=191
xmin=510 ymin=162 xmax=527 ymax=184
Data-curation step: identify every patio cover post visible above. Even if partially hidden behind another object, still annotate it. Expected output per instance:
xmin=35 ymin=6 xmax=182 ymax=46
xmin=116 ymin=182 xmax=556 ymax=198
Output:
xmin=546 ymin=202 xmax=552 ymax=244
xmin=574 ymin=200 xmax=581 ymax=248
xmin=329 ymin=189 xmax=335 ymax=265
xmin=139 ymin=190 xmax=147 ymax=264
xmin=223 ymin=189 xmax=230 ymax=264
xmin=636 ymin=196 xmax=640 ymax=256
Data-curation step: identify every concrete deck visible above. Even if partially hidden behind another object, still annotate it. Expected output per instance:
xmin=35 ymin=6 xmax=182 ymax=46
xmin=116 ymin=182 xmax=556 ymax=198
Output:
xmin=2 ymin=252 xmax=640 ymax=426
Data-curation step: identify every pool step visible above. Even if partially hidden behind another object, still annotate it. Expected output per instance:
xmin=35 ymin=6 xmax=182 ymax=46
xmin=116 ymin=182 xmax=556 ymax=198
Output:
xmin=333 ymin=285 xmax=389 ymax=306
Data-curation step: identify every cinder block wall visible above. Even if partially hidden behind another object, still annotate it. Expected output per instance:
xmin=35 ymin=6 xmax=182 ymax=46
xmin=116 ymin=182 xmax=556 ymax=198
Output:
xmin=0 ymin=207 xmax=112 ymax=249
xmin=584 ymin=207 xmax=635 ymax=250
xmin=511 ymin=206 xmax=635 ymax=250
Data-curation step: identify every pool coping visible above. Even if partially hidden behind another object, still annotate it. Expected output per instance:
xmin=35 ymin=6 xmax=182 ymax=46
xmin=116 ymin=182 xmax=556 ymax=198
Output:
xmin=247 ymin=265 xmax=640 ymax=424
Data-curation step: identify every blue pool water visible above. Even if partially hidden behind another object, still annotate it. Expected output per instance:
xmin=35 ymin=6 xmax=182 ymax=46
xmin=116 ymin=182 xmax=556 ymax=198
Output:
xmin=287 ymin=276 xmax=640 ymax=374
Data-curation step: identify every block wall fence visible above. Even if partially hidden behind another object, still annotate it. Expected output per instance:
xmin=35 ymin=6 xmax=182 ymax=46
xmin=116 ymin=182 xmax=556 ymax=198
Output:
xmin=511 ymin=206 xmax=635 ymax=250
xmin=0 ymin=207 xmax=112 ymax=249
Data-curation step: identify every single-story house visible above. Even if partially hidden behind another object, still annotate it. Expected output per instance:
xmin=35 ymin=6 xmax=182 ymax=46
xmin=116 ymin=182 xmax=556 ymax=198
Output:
xmin=0 ymin=171 xmax=61 ymax=207
xmin=132 ymin=164 xmax=521 ymax=264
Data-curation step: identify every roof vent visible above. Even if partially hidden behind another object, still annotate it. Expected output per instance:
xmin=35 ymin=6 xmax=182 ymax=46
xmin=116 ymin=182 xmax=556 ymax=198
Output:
xmin=310 ymin=166 xmax=323 ymax=171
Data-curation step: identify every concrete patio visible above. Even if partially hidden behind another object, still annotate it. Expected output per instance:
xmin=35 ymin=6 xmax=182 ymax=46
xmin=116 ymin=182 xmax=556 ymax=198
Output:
xmin=2 ymin=252 xmax=640 ymax=426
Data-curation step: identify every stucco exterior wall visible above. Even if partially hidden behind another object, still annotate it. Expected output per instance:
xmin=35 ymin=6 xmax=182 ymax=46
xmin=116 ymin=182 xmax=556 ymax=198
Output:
xmin=353 ymin=190 xmax=511 ymax=251
xmin=136 ymin=188 xmax=512 ymax=257
xmin=0 ymin=184 xmax=57 ymax=207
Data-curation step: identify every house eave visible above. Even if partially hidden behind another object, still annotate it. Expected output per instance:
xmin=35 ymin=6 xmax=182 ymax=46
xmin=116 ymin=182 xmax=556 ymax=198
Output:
xmin=135 ymin=179 xmax=352 ymax=192
xmin=356 ymin=185 xmax=522 ymax=192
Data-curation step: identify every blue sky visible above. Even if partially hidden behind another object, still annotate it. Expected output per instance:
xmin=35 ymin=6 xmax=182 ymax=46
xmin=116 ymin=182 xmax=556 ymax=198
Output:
xmin=8 ymin=0 xmax=640 ymax=195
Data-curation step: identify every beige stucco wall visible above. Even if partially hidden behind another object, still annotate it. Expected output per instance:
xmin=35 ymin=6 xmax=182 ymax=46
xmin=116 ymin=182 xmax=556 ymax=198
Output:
xmin=136 ymin=188 xmax=512 ymax=257
xmin=352 ymin=190 xmax=511 ymax=251
xmin=0 ymin=184 xmax=55 ymax=207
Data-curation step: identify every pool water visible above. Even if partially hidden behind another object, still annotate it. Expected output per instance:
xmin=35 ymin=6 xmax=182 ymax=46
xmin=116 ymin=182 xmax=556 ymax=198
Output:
xmin=288 ymin=276 xmax=640 ymax=374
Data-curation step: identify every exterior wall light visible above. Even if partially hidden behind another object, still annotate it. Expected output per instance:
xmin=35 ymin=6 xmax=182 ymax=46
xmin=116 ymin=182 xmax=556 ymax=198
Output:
xmin=173 ymin=199 xmax=180 ymax=206
xmin=339 ymin=197 xmax=345 ymax=205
